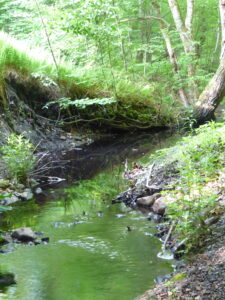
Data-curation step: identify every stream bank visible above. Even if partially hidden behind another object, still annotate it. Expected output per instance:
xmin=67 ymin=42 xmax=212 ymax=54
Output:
xmin=113 ymin=122 xmax=225 ymax=299
xmin=136 ymin=214 xmax=225 ymax=299
xmin=1 ymin=67 xmax=224 ymax=299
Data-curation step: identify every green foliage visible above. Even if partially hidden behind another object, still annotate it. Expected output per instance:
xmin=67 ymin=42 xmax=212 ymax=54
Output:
xmin=0 ymin=0 xmax=220 ymax=111
xmin=0 ymin=0 xmax=221 ymax=129
xmin=0 ymin=195 xmax=12 ymax=212
xmin=0 ymin=32 xmax=175 ymax=129
xmin=168 ymin=123 xmax=225 ymax=250
xmin=151 ymin=123 xmax=225 ymax=252
xmin=44 ymin=97 xmax=116 ymax=110
xmin=173 ymin=273 xmax=187 ymax=281
xmin=1 ymin=134 xmax=36 ymax=183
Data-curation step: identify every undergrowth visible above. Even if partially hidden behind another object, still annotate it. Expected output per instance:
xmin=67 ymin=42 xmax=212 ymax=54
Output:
xmin=1 ymin=134 xmax=36 ymax=184
xmin=0 ymin=31 xmax=175 ymax=129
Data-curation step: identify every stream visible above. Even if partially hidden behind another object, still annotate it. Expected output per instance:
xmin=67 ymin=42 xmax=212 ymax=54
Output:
xmin=0 ymin=131 xmax=179 ymax=300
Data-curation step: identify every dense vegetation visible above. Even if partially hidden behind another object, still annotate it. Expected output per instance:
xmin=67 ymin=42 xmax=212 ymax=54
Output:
xmin=0 ymin=2 xmax=225 ymax=299
xmin=150 ymin=122 xmax=225 ymax=252
xmin=0 ymin=0 xmax=224 ymax=130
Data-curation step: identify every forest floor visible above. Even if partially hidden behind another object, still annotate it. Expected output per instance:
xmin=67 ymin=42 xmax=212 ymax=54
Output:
xmin=136 ymin=213 xmax=225 ymax=300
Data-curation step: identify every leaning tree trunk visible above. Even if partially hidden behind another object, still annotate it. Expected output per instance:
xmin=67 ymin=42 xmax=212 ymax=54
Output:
xmin=193 ymin=0 xmax=225 ymax=124
xmin=194 ymin=57 xmax=225 ymax=124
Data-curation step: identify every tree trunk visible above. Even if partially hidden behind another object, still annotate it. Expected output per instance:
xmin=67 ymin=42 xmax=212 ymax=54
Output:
xmin=168 ymin=0 xmax=199 ymax=100
xmin=152 ymin=2 xmax=189 ymax=106
xmin=193 ymin=0 xmax=225 ymax=124
xmin=220 ymin=0 xmax=225 ymax=58
xmin=168 ymin=0 xmax=195 ymax=54
xmin=162 ymin=28 xmax=189 ymax=107
xmin=194 ymin=53 xmax=225 ymax=124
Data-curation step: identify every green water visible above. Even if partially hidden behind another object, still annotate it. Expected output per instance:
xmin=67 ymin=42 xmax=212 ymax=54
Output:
xmin=0 ymin=132 xmax=178 ymax=300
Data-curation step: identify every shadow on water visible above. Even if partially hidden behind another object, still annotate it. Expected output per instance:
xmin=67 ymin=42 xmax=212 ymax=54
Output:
xmin=0 ymin=129 xmax=180 ymax=300
xmin=0 ymin=272 xmax=16 ymax=292
xmin=38 ymin=130 xmax=178 ymax=188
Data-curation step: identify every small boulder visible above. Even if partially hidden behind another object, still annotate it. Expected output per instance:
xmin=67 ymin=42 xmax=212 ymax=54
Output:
xmin=16 ymin=183 xmax=25 ymax=191
xmin=204 ymin=216 xmax=220 ymax=226
xmin=137 ymin=193 xmax=161 ymax=206
xmin=35 ymin=187 xmax=42 ymax=194
xmin=20 ymin=189 xmax=33 ymax=200
xmin=11 ymin=227 xmax=37 ymax=242
xmin=152 ymin=197 xmax=167 ymax=215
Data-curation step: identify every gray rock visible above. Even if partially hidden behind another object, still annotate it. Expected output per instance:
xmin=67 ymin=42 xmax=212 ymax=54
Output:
xmin=60 ymin=135 xmax=67 ymax=140
xmin=20 ymin=188 xmax=33 ymax=200
xmin=1 ymin=195 xmax=19 ymax=205
xmin=137 ymin=193 xmax=161 ymax=206
xmin=204 ymin=216 xmax=220 ymax=226
xmin=16 ymin=183 xmax=25 ymax=190
xmin=152 ymin=197 xmax=167 ymax=215
xmin=1 ymin=234 xmax=13 ymax=244
xmin=11 ymin=227 xmax=37 ymax=242
xmin=29 ymin=179 xmax=39 ymax=187
xmin=0 ymin=179 xmax=10 ymax=189
xmin=35 ymin=187 xmax=42 ymax=194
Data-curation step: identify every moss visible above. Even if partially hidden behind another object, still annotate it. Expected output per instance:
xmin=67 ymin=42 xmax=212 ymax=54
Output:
xmin=164 ymin=280 xmax=175 ymax=287
xmin=172 ymin=273 xmax=187 ymax=281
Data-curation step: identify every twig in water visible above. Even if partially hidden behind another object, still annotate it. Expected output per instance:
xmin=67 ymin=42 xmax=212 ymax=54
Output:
xmin=146 ymin=162 xmax=155 ymax=187
xmin=162 ymin=222 xmax=175 ymax=252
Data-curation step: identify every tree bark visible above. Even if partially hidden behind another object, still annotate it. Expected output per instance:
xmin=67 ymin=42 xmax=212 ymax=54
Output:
xmin=194 ymin=0 xmax=225 ymax=124
xmin=185 ymin=0 xmax=194 ymax=36
xmin=168 ymin=0 xmax=198 ymax=100
xmin=168 ymin=0 xmax=194 ymax=54
xmin=220 ymin=0 xmax=225 ymax=58
xmin=161 ymin=27 xmax=189 ymax=107
xmin=153 ymin=2 xmax=189 ymax=106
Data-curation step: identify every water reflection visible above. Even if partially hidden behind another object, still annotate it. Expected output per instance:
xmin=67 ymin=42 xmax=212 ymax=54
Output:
xmin=0 ymin=130 xmax=179 ymax=300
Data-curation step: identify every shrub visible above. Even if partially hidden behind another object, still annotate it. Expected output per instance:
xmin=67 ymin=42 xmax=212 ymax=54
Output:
xmin=1 ymin=134 xmax=36 ymax=183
